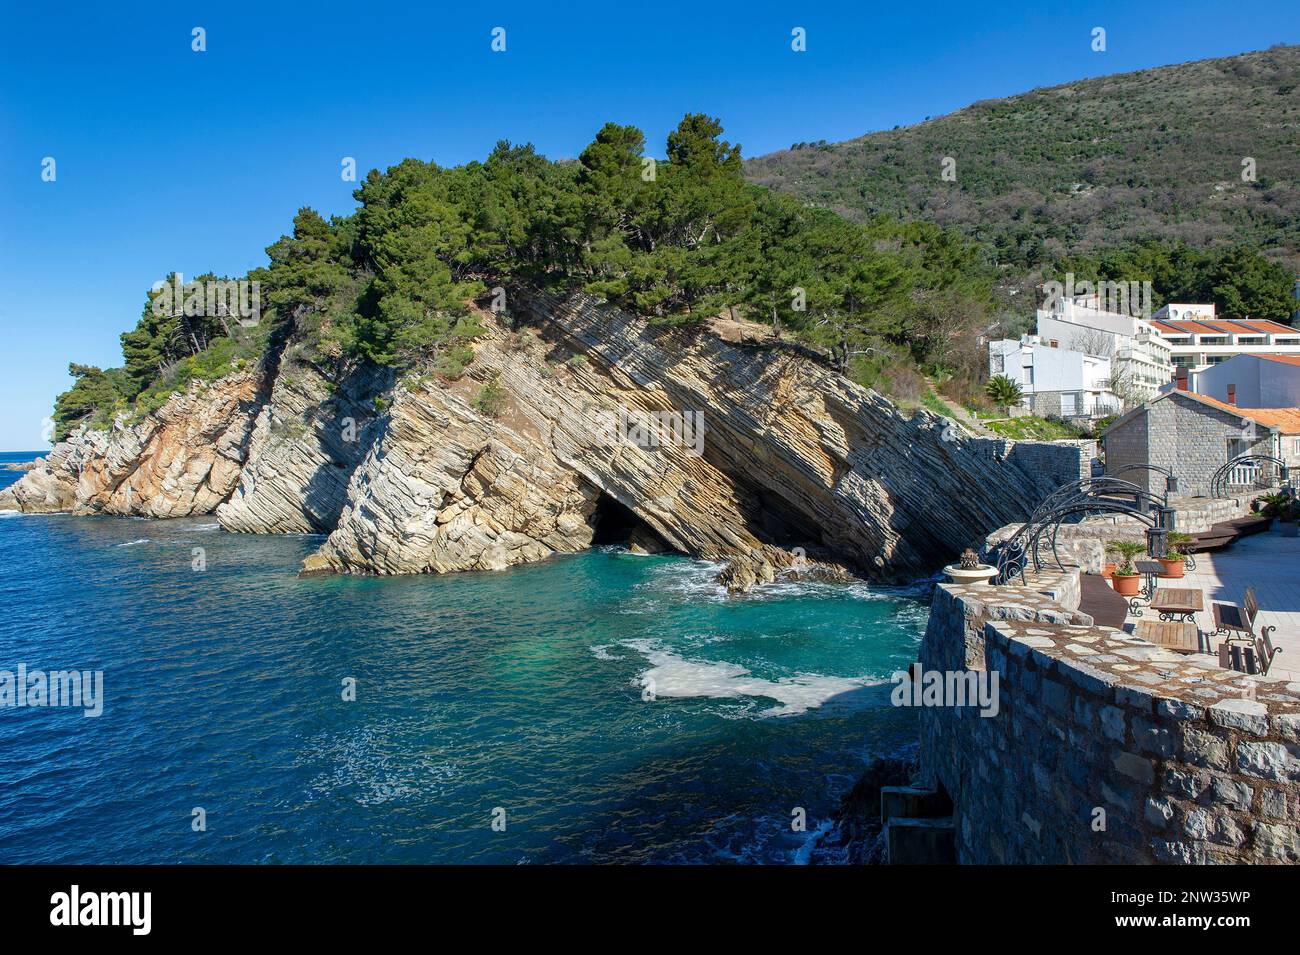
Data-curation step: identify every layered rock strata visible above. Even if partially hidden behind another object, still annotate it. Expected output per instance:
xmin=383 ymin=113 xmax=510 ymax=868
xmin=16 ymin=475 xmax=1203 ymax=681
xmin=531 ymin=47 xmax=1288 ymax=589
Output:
xmin=4 ymin=289 xmax=1088 ymax=589
xmin=0 ymin=373 xmax=260 ymax=517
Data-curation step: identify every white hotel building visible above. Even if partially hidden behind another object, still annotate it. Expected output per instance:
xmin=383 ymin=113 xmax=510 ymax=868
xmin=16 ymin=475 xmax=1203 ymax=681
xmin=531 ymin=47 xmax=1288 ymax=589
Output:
xmin=1148 ymin=303 xmax=1300 ymax=374
xmin=1034 ymin=294 xmax=1173 ymax=402
xmin=987 ymin=336 xmax=1123 ymax=419
xmin=989 ymin=290 xmax=1300 ymax=419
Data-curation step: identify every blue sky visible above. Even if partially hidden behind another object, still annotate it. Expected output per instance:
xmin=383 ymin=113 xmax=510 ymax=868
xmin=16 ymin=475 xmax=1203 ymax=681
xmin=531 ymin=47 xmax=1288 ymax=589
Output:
xmin=0 ymin=1 xmax=1295 ymax=450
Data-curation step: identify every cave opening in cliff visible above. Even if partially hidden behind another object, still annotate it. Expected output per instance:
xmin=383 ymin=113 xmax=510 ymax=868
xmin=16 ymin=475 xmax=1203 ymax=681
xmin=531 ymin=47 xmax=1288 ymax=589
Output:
xmin=589 ymin=492 xmax=676 ymax=554
xmin=590 ymin=493 xmax=641 ymax=545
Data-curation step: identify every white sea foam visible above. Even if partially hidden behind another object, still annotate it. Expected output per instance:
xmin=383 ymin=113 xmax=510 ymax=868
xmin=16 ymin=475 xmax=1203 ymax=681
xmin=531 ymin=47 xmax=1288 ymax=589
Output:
xmin=589 ymin=644 xmax=621 ymax=661
xmin=116 ymin=539 xmax=151 ymax=547
xmin=792 ymin=818 xmax=836 ymax=865
xmin=193 ymin=522 xmax=220 ymax=530
xmin=624 ymin=639 xmax=880 ymax=717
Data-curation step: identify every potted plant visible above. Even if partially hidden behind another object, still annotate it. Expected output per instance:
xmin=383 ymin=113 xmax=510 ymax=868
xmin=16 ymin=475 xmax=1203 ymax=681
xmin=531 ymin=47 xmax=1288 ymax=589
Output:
xmin=1105 ymin=540 xmax=1146 ymax=597
xmin=1254 ymin=492 xmax=1288 ymax=526
xmin=1158 ymin=532 xmax=1193 ymax=578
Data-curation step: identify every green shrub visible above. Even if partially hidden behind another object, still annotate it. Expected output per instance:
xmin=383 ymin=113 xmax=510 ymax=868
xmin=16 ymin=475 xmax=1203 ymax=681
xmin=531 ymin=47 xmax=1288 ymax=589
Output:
xmin=472 ymin=375 xmax=508 ymax=417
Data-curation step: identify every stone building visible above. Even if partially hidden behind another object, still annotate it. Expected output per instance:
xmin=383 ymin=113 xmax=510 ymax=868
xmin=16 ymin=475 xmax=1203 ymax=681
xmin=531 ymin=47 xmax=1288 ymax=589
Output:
xmin=1102 ymin=386 xmax=1285 ymax=497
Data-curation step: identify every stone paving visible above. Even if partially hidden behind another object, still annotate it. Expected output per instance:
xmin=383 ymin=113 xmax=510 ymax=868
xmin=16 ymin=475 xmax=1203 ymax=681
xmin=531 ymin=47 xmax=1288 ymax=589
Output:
xmin=1123 ymin=528 xmax=1300 ymax=680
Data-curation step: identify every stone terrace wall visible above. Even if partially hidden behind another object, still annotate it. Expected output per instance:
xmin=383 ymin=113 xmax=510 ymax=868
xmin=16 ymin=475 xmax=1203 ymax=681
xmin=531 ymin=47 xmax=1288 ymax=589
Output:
xmin=982 ymin=494 xmax=1263 ymax=573
xmin=967 ymin=438 xmax=1092 ymax=487
xmin=919 ymin=576 xmax=1300 ymax=863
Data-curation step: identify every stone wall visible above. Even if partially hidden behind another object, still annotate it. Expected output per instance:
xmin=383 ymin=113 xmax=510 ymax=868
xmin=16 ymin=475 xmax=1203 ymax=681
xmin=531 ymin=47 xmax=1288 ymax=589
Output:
xmin=983 ymin=494 xmax=1262 ymax=571
xmin=967 ymin=438 xmax=1092 ymax=487
xmin=919 ymin=576 xmax=1300 ymax=863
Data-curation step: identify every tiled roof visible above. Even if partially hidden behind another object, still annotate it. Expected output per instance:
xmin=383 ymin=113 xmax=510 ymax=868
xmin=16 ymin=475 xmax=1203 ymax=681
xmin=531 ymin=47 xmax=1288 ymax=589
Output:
xmin=1102 ymin=387 xmax=1300 ymax=437
xmin=1150 ymin=318 xmax=1299 ymax=336
xmin=1182 ymin=392 xmax=1300 ymax=433
xmin=1256 ymin=354 xmax=1300 ymax=368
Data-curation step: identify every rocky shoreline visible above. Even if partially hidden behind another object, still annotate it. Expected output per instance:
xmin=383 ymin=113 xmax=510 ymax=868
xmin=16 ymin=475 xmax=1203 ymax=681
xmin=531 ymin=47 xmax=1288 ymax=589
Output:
xmin=2 ymin=289 xmax=1085 ymax=590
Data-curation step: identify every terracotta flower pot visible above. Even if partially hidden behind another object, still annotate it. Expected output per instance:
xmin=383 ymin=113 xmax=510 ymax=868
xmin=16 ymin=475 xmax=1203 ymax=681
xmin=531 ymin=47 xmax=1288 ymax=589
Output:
xmin=1158 ymin=557 xmax=1185 ymax=579
xmin=1102 ymin=562 xmax=1116 ymax=580
xmin=1112 ymin=574 xmax=1141 ymax=596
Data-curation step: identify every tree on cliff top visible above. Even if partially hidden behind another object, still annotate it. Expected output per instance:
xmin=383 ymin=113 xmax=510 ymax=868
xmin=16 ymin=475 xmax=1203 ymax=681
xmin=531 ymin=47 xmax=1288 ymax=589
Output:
xmin=51 ymin=111 xmax=1005 ymax=431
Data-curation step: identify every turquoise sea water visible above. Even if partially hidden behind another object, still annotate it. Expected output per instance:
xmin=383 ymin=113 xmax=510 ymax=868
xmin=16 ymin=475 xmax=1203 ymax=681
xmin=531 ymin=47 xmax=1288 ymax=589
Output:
xmin=0 ymin=451 xmax=926 ymax=864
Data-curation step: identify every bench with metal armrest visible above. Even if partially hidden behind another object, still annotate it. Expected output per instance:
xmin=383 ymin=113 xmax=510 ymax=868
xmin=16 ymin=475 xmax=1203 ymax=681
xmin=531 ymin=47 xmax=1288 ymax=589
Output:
xmin=1218 ymin=629 xmax=1284 ymax=676
xmin=1211 ymin=586 xmax=1274 ymax=643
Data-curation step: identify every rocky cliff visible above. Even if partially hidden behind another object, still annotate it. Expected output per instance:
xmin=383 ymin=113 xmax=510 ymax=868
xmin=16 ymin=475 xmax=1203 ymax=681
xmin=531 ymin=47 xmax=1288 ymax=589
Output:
xmin=3 ymin=289 xmax=1087 ymax=589
xmin=0 ymin=372 xmax=261 ymax=517
xmin=216 ymin=360 xmax=387 ymax=534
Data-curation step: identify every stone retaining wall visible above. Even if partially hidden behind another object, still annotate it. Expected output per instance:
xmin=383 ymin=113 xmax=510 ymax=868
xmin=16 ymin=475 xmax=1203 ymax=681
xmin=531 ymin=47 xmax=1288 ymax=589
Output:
xmin=983 ymin=494 xmax=1265 ymax=574
xmin=967 ymin=438 xmax=1093 ymax=488
xmin=918 ymin=575 xmax=1300 ymax=863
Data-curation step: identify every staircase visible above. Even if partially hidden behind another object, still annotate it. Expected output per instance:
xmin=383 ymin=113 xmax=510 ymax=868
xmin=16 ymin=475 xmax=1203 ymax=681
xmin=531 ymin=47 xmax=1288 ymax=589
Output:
xmin=881 ymin=785 xmax=957 ymax=864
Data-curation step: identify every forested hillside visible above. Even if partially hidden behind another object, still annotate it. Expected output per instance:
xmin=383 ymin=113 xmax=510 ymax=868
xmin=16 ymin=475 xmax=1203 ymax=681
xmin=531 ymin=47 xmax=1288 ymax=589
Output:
xmin=52 ymin=47 xmax=1300 ymax=442
xmin=52 ymin=115 xmax=1004 ymax=438
xmin=748 ymin=46 xmax=1300 ymax=278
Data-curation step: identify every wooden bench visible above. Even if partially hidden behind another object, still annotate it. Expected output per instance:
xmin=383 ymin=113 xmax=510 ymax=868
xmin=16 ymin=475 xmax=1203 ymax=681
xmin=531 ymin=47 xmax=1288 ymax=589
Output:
xmin=1211 ymin=586 xmax=1269 ymax=641
xmin=1218 ymin=630 xmax=1284 ymax=676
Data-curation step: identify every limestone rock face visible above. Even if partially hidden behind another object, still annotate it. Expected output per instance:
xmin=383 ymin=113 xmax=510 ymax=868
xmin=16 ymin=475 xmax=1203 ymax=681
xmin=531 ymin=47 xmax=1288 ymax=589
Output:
xmin=0 ymin=442 xmax=82 ymax=512
xmin=0 ymin=373 xmax=261 ymax=517
xmin=305 ymin=380 xmax=599 ymax=576
xmin=7 ymin=287 xmax=1086 ymax=592
xmin=470 ymin=290 xmax=1076 ymax=583
xmin=216 ymin=361 xmax=386 ymax=534
xmin=298 ymin=291 xmax=1082 ymax=586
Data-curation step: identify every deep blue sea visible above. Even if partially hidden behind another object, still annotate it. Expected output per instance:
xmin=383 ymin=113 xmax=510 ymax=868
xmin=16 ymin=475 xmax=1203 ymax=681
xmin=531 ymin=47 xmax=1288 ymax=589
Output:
xmin=0 ymin=450 xmax=926 ymax=864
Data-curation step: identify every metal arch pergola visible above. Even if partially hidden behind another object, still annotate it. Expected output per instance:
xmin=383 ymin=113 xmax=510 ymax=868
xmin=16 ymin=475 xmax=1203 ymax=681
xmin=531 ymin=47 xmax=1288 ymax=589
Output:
xmin=993 ymin=476 xmax=1172 ymax=585
xmin=1111 ymin=463 xmax=1179 ymax=500
xmin=1209 ymin=454 xmax=1290 ymax=499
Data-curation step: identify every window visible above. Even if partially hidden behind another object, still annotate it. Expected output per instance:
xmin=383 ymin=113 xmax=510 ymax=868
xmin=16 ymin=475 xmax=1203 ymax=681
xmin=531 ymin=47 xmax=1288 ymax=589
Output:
xmin=1293 ymin=437 xmax=1300 ymax=455
xmin=1049 ymin=339 xmax=1059 ymax=348
xmin=1227 ymin=437 xmax=1250 ymax=459
xmin=1199 ymin=336 xmax=1229 ymax=345
xmin=1022 ymin=366 xmax=1034 ymax=385
xmin=1061 ymin=393 xmax=1077 ymax=415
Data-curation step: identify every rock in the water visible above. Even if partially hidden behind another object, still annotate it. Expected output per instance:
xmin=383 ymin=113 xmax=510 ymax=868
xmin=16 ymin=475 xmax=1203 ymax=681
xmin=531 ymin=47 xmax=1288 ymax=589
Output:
xmin=8 ymin=287 xmax=1088 ymax=593
xmin=627 ymin=523 xmax=671 ymax=555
